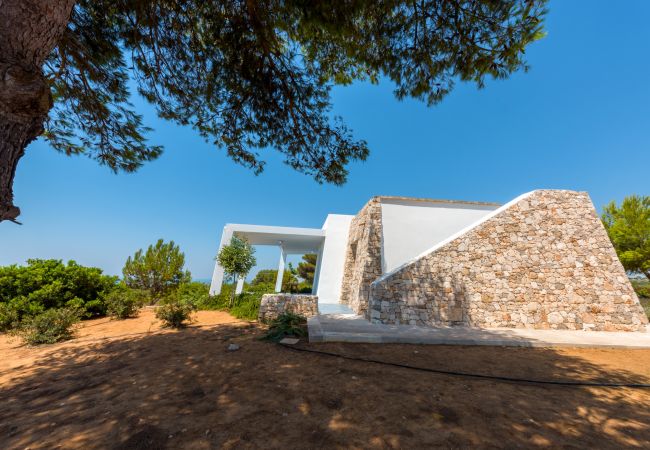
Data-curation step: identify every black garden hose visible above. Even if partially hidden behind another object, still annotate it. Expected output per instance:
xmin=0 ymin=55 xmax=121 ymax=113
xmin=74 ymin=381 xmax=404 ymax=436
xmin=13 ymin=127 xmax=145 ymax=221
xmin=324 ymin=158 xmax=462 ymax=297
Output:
xmin=278 ymin=343 xmax=650 ymax=389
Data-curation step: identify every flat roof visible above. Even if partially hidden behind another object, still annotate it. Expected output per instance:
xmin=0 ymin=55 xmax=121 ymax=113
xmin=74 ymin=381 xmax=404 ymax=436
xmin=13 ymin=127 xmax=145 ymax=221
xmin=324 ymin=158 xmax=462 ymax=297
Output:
xmin=377 ymin=195 xmax=501 ymax=208
xmin=225 ymin=223 xmax=324 ymax=254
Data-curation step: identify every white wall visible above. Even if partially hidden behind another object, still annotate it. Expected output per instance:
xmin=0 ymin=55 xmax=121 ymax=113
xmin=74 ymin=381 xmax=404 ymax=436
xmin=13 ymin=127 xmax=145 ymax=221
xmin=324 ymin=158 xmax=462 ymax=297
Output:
xmin=380 ymin=199 xmax=497 ymax=273
xmin=315 ymin=214 xmax=354 ymax=305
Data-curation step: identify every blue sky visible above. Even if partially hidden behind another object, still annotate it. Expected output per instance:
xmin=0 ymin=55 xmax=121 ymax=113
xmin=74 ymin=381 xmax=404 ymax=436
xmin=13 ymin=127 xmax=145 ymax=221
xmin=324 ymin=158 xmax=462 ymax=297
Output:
xmin=1 ymin=0 xmax=649 ymax=279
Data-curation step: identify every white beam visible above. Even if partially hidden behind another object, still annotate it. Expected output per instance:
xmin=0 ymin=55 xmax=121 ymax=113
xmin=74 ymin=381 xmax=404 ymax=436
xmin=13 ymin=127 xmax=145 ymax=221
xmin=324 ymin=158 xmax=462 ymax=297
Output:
xmin=275 ymin=245 xmax=286 ymax=293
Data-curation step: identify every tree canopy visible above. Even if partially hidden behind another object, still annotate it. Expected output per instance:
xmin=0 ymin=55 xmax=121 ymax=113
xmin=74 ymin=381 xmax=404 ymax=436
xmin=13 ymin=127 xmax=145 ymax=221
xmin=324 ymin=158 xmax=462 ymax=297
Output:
xmin=122 ymin=239 xmax=191 ymax=300
xmin=602 ymin=195 xmax=650 ymax=280
xmin=250 ymin=269 xmax=299 ymax=293
xmin=217 ymin=236 xmax=256 ymax=284
xmin=297 ymin=253 xmax=317 ymax=285
xmin=1 ymin=0 xmax=547 ymax=222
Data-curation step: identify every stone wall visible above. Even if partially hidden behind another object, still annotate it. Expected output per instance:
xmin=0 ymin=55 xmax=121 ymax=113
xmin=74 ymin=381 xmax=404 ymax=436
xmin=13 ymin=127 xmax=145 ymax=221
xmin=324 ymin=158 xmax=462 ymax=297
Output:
xmin=339 ymin=198 xmax=383 ymax=317
xmin=369 ymin=190 xmax=648 ymax=332
xmin=258 ymin=294 xmax=319 ymax=323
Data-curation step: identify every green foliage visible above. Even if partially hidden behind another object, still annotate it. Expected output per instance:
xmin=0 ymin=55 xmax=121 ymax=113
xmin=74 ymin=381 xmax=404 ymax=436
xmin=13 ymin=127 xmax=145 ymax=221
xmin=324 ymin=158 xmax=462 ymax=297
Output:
xmin=263 ymin=313 xmax=307 ymax=342
xmin=630 ymin=279 xmax=650 ymax=319
xmin=197 ymin=282 xmax=273 ymax=321
xmin=0 ymin=259 xmax=117 ymax=330
xmin=229 ymin=293 xmax=264 ymax=321
xmin=104 ymin=285 xmax=146 ymax=319
xmin=250 ymin=269 xmax=299 ymax=293
xmin=42 ymin=1 xmax=547 ymax=186
xmin=296 ymin=282 xmax=313 ymax=294
xmin=602 ymin=196 xmax=650 ymax=280
xmin=631 ymin=279 xmax=650 ymax=299
xmin=18 ymin=308 xmax=82 ymax=345
xmin=297 ymin=254 xmax=317 ymax=286
xmin=123 ymin=239 xmax=191 ymax=302
xmin=176 ymin=282 xmax=211 ymax=309
xmin=155 ymin=294 xmax=197 ymax=328
xmin=217 ymin=237 xmax=256 ymax=304
xmin=640 ymin=298 xmax=650 ymax=320
xmin=0 ymin=302 xmax=20 ymax=332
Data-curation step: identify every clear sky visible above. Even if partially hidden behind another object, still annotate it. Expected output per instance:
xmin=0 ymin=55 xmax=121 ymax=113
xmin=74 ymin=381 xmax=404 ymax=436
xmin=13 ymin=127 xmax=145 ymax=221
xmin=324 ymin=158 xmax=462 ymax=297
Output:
xmin=1 ymin=0 xmax=649 ymax=280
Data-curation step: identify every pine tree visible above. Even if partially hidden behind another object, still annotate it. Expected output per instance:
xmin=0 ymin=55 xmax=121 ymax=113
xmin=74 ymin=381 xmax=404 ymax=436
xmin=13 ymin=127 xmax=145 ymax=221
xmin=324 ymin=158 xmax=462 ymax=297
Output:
xmin=122 ymin=239 xmax=191 ymax=301
xmin=1 ymin=0 xmax=547 ymax=222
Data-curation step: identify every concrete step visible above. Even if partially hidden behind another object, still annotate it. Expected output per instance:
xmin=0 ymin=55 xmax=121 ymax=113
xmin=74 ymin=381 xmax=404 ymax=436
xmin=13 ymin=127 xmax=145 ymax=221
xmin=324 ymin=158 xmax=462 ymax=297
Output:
xmin=308 ymin=315 xmax=650 ymax=348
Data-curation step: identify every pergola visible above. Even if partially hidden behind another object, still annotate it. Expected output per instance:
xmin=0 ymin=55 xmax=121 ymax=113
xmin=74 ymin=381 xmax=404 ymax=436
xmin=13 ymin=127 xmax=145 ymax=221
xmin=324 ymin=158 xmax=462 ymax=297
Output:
xmin=209 ymin=223 xmax=325 ymax=295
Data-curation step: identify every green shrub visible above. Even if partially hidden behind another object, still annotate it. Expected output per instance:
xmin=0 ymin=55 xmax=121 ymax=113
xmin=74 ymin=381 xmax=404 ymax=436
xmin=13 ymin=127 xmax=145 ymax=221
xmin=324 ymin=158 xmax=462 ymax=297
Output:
xmin=104 ymin=285 xmax=145 ymax=319
xmin=263 ymin=312 xmax=307 ymax=342
xmin=229 ymin=293 xmax=263 ymax=320
xmin=297 ymin=282 xmax=313 ymax=294
xmin=197 ymin=285 xmax=266 ymax=321
xmin=641 ymin=298 xmax=650 ymax=319
xmin=155 ymin=295 xmax=197 ymax=328
xmin=84 ymin=299 xmax=108 ymax=317
xmin=0 ymin=259 xmax=117 ymax=329
xmin=177 ymin=282 xmax=210 ymax=308
xmin=18 ymin=308 xmax=81 ymax=345
xmin=0 ymin=302 xmax=20 ymax=332
xmin=245 ymin=283 xmax=275 ymax=296
xmin=631 ymin=280 xmax=650 ymax=299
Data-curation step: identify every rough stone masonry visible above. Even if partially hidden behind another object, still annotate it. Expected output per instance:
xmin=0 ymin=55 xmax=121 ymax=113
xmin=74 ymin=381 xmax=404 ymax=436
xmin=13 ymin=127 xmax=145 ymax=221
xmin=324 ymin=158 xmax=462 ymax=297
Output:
xmin=258 ymin=294 xmax=319 ymax=323
xmin=343 ymin=190 xmax=647 ymax=332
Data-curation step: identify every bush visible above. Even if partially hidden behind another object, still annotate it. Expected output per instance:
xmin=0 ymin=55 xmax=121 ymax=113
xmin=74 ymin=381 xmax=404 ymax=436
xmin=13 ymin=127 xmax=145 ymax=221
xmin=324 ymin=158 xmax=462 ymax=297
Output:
xmin=0 ymin=302 xmax=20 ymax=332
xmin=229 ymin=293 xmax=263 ymax=320
xmin=197 ymin=282 xmax=271 ymax=321
xmin=0 ymin=259 xmax=117 ymax=330
xmin=631 ymin=280 xmax=650 ymax=299
xmin=263 ymin=312 xmax=307 ymax=342
xmin=104 ymin=285 xmax=145 ymax=319
xmin=641 ymin=298 xmax=650 ymax=320
xmin=155 ymin=295 xmax=197 ymax=328
xmin=18 ymin=308 xmax=81 ymax=345
xmin=177 ymin=282 xmax=210 ymax=308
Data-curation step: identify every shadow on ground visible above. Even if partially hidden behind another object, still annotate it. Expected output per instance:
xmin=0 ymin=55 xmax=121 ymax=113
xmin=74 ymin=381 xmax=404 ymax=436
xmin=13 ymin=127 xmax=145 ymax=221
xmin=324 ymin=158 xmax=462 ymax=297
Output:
xmin=1 ymin=321 xmax=649 ymax=449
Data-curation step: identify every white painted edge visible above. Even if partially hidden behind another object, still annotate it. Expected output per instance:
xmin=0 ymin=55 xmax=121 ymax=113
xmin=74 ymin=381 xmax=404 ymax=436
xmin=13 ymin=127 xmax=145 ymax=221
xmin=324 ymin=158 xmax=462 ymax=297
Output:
xmin=224 ymin=223 xmax=325 ymax=237
xmin=372 ymin=190 xmax=538 ymax=285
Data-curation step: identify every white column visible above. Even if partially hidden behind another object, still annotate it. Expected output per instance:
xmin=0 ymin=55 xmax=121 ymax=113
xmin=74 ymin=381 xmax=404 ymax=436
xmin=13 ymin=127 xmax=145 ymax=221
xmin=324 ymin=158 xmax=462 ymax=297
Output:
xmin=275 ymin=245 xmax=286 ymax=293
xmin=235 ymin=276 xmax=245 ymax=295
xmin=209 ymin=226 xmax=233 ymax=295
xmin=311 ymin=244 xmax=324 ymax=295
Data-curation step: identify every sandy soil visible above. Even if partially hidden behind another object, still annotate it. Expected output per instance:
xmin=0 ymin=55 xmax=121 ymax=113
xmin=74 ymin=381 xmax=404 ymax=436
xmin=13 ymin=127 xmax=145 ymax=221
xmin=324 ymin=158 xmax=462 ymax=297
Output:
xmin=1 ymin=310 xmax=649 ymax=449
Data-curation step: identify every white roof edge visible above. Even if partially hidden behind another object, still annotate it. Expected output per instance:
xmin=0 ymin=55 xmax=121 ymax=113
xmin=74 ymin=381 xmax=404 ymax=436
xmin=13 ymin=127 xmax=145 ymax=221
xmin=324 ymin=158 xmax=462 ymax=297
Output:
xmin=224 ymin=223 xmax=325 ymax=236
xmin=372 ymin=190 xmax=537 ymax=285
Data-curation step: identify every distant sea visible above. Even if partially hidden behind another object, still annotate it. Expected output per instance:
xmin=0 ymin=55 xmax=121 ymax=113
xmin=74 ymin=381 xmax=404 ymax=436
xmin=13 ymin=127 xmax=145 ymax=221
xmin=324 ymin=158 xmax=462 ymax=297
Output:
xmin=193 ymin=278 xmax=211 ymax=284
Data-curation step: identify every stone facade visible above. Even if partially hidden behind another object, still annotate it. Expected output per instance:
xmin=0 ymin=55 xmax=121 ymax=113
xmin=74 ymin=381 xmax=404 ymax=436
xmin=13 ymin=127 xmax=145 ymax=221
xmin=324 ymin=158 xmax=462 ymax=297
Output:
xmin=258 ymin=294 xmax=319 ymax=323
xmin=367 ymin=190 xmax=648 ymax=331
xmin=339 ymin=198 xmax=383 ymax=316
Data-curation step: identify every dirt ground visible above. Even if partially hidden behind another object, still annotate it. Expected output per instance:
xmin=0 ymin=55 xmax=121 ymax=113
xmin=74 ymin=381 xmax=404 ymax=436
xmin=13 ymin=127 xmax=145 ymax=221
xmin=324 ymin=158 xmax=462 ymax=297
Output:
xmin=1 ymin=310 xmax=649 ymax=449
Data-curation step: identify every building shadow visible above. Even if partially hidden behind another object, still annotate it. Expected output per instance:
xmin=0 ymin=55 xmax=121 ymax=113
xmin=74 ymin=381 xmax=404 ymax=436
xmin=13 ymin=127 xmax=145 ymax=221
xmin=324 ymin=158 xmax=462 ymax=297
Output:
xmin=1 ymin=322 xmax=649 ymax=449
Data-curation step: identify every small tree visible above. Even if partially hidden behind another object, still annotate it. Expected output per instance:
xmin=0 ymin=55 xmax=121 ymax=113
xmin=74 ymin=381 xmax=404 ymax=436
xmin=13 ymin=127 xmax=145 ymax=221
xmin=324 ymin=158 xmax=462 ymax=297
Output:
xmin=297 ymin=254 xmax=318 ymax=286
xmin=122 ymin=239 xmax=191 ymax=302
xmin=217 ymin=237 xmax=256 ymax=306
xmin=602 ymin=195 xmax=650 ymax=280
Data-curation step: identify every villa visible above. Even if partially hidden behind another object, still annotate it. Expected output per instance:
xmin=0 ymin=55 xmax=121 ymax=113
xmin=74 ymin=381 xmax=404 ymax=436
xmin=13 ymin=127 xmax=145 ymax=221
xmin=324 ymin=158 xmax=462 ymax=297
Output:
xmin=210 ymin=190 xmax=648 ymax=332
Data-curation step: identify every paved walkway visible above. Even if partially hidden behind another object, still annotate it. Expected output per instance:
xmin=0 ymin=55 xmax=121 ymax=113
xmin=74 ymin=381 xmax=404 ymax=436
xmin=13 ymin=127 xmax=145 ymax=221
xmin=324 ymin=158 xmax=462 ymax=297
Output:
xmin=308 ymin=314 xmax=650 ymax=349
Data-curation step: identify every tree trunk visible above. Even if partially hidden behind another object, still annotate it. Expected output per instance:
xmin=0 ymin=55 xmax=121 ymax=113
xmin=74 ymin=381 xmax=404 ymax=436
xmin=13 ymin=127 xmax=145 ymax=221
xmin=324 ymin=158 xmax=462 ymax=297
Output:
xmin=0 ymin=0 xmax=76 ymax=223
